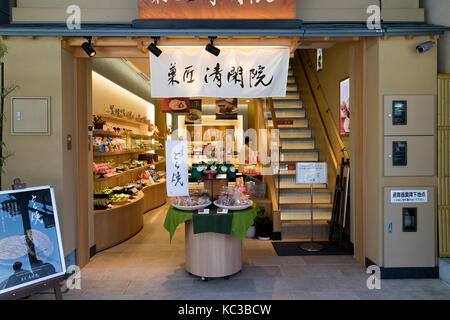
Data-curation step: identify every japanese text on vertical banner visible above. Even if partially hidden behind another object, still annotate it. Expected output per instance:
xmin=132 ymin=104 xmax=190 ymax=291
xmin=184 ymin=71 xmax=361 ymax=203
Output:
xmin=165 ymin=140 xmax=189 ymax=197
xmin=150 ymin=48 xmax=290 ymax=98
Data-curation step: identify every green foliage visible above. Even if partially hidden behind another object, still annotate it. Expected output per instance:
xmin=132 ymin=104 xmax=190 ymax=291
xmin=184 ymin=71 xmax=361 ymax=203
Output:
xmin=254 ymin=206 xmax=272 ymax=225
xmin=0 ymin=41 xmax=7 ymax=60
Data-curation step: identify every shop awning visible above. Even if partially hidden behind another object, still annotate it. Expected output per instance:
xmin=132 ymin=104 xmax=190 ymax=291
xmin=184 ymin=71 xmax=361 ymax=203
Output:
xmin=0 ymin=21 xmax=447 ymax=37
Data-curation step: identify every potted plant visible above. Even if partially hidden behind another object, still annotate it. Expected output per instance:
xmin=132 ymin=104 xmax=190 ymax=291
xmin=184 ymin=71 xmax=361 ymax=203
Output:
xmin=93 ymin=115 xmax=106 ymax=130
xmin=254 ymin=208 xmax=273 ymax=240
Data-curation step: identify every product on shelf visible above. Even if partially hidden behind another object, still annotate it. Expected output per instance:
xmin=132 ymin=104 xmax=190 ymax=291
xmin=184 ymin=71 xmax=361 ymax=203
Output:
xmin=94 ymin=199 xmax=109 ymax=210
xmin=172 ymin=195 xmax=210 ymax=207
xmin=110 ymin=193 xmax=130 ymax=205
xmin=216 ymin=184 xmax=252 ymax=207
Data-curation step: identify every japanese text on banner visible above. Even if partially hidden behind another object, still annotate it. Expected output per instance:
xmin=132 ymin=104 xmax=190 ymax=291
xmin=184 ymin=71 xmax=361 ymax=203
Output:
xmin=150 ymin=48 xmax=290 ymax=98
xmin=165 ymin=140 xmax=189 ymax=197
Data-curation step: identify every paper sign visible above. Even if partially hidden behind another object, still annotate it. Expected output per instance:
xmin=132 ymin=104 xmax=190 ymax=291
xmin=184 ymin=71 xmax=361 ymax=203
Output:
xmin=150 ymin=48 xmax=290 ymax=98
xmin=296 ymin=162 xmax=328 ymax=185
xmin=198 ymin=209 xmax=210 ymax=215
xmin=390 ymin=190 xmax=428 ymax=203
xmin=165 ymin=140 xmax=189 ymax=197
xmin=217 ymin=208 xmax=229 ymax=214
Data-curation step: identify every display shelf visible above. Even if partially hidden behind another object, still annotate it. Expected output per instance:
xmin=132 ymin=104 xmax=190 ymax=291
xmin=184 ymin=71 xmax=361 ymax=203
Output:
xmin=99 ymin=113 xmax=148 ymax=126
xmin=130 ymin=133 xmax=153 ymax=140
xmin=93 ymin=130 xmax=126 ymax=138
xmin=94 ymin=158 xmax=166 ymax=182
xmin=93 ymin=148 xmax=161 ymax=157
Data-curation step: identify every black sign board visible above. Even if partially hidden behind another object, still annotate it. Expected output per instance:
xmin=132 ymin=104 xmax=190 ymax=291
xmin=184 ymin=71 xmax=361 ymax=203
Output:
xmin=392 ymin=141 xmax=407 ymax=166
xmin=392 ymin=100 xmax=407 ymax=126
xmin=0 ymin=186 xmax=66 ymax=296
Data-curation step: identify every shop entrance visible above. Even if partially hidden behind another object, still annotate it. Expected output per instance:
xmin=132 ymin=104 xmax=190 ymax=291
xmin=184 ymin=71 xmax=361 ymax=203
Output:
xmin=67 ymin=36 xmax=365 ymax=269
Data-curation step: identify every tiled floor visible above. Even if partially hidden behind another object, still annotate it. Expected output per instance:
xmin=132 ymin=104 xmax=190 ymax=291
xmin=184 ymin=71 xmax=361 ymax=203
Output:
xmin=28 ymin=203 xmax=450 ymax=300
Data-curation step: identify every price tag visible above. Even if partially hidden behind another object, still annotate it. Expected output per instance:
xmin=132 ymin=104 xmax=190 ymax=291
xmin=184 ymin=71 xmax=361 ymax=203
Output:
xmin=198 ymin=209 xmax=210 ymax=215
xmin=131 ymin=188 xmax=139 ymax=194
xmin=217 ymin=208 xmax=229 ymax=214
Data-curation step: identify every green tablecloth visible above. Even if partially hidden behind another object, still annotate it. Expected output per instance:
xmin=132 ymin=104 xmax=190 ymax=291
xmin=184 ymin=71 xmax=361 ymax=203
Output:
xmin=164 ymin=205 xmax=258 ymax=242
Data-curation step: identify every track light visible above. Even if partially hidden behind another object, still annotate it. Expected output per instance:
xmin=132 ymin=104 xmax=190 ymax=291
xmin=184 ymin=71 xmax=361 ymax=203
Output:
xmin=148 ymin=37 xmax=162 ymax=57
xmin=205 ymin=36 xmax=220 ymax=56
xmin=81 ymin=37 xmax=96 ymax=57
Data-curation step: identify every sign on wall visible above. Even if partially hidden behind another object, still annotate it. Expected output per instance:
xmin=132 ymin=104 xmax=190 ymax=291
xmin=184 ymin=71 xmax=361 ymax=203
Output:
xmin=139 ymin=0 xmax=297 ymax=20
xmin=0 ymin=186 xmax=66 ymax=296
xmin=165 ymin=140 xmax=189 ymax=197
xmin=340 ymin=77 xmax=350 ymax=136
xmin=296 ymin=162 xmax=328 ymax=185
xmin=150 ymin=48 xmax=290 ymax=98
xmin=390 ymin=190 xmax=428 ymax=203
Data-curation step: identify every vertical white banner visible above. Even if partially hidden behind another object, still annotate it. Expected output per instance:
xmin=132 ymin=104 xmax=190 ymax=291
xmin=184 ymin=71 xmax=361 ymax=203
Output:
xmin=150 ymin=48 xmax=290 ymax=98
xmin=165 ymin=140 xmax=189 ymax=197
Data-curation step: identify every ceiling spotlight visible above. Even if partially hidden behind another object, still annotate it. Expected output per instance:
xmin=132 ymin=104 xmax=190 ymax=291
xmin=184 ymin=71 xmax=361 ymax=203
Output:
xmin=148 ymin=37 xmax=162 ymax=57
xmin=81 ymin=37 xmax=96 ymax=57
xmin=206 ymin=36 xmax=220 ymax=56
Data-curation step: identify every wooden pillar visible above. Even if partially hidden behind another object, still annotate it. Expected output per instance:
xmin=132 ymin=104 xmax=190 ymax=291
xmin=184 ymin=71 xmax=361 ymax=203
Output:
xmin=353 ymin=40 xmax=365 ymax=265
xmin=75 ymin=58 xmax=90 ymax=268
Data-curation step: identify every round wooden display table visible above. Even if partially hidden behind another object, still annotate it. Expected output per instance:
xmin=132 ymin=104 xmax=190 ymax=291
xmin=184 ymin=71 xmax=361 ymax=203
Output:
xmin=185 ymin=220 xmax=242 ymax=280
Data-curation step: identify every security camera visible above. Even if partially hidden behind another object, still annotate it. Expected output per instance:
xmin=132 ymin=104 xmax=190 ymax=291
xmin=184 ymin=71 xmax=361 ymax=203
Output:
xmin=416 ymin=41 xmax=435 ymax=54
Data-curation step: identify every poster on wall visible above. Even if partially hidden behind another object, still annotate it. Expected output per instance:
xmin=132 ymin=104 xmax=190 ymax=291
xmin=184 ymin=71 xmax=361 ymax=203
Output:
xmin=185 ymin=99 xmax=202 ymax=125
xmin=216 ymin=98 xmax=238 ymax=120
xmin=340 ymin=77 xmax=350 ymax=136
xmin=165 ymin=140 xmax=189 ymax=197
xmin=150 ymin=48 xmax=290 ymax=98
xmin=0 ymin=186 xmax=66 ymax=296
xmin=138 ymin=0 xmax=297 ymax=20
xmin=162 ymin=98 xmax=190 ymax=113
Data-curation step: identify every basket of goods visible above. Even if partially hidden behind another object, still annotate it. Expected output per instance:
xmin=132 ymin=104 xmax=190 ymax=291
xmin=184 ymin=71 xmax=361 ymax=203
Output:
xmin=214 ymin=186 xmax=253 ymax=211
xmin=94 ymin=188 xmax=112 ymax=199
xmin=93 ymin=115 xmax=106 ymax=130
xmin=111 ymin=186 xmax=125 ymax=194
xmin=171 ymin=195 xmax=211 ymax=211
xmin=94 ymin=199 xmax=109 ymax=210
xmin=245 ymin=175 xmax=267 ymax=199
xmin=110 ymin=193 xmax=130 ymax=205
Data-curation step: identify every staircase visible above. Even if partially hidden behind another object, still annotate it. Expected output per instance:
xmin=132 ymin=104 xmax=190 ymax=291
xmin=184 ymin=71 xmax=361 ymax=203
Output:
xmin=267 ymin=64 xmax=333 ymax=240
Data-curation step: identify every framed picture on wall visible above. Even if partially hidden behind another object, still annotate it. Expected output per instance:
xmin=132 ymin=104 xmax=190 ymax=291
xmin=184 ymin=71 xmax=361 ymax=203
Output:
xmin=185 ymin=99 xmax=202 ymax=125
xmin=339 ymin=77 xmax=350 ymax=136
xmin=216 ymin=98 xmax=238 ymax=120
xmin=162 ymin=98 xmax=190 ymax=113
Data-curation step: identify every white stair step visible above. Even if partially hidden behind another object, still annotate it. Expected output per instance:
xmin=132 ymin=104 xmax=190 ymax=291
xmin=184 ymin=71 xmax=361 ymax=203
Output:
xmin=279 ymin=181 xmax=328 ymax=189
xmin=281 ymin=138 xmax=315 ymax=150
xmin=275 ymin=110 xmax=306 ymax=119
xmin=280 ymin=150 xmax=319 ymax=162
xmin=273 ymin=93 xmax=300 ymax=100
xmin=281 ymin=222 xmax=329 ymax=240
xmin=281 ymin=208 xmax=332 ymax=221
xmin=279 ymin=129 xmax=312 ymax=139
xmin=280 ymin=190 xmax=332 ymax=204
xmin=273 ymin=100 xmax=303 ymax=109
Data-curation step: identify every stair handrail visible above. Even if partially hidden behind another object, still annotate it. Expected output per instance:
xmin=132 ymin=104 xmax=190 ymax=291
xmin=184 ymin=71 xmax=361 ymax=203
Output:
xmin=297 ymin=50 xmax=350 ymax=164
xmin=267 ymin=97 xmax=281 ymax=212
xmin=256 ymin=98 xmax=280 ymax=212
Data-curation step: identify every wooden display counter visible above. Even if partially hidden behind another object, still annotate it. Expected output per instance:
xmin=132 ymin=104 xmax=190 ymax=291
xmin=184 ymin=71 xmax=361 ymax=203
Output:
xmin=94 ymin=181 xmax=167 ymax=252
xmin=185 ymin=220 xmax=242 ymax=279
xmin=142 ymin=181 xmax=167 ymax=212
